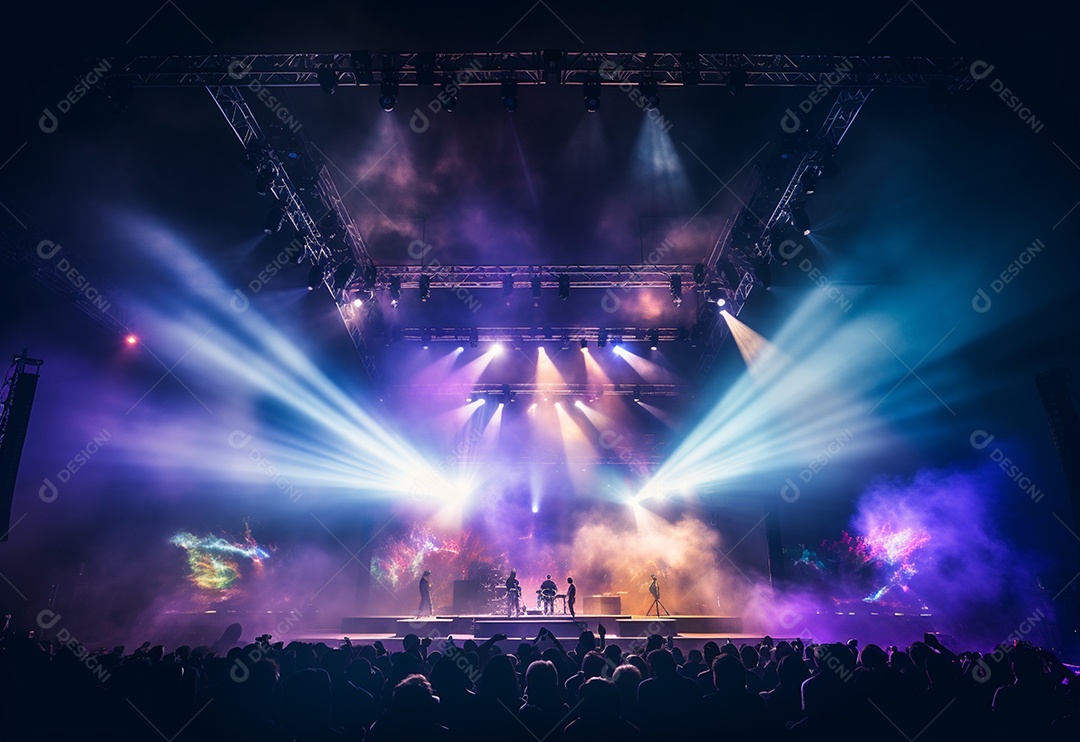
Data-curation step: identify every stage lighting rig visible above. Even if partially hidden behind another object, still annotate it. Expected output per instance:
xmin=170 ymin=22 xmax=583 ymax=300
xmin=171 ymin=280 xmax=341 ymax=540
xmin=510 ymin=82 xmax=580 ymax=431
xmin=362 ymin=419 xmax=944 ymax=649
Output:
xmin=389 ymin=275 xmax=402 ymax=307
xmin=597 ymin=329 xmax=608 ymax=348
xmin=263 ymin=204 xmax=285 ymax=235
xmin=633 ymin=385 xmax=642 ymax=402
xmin=307 ymin=263 xmax=324 ymax=291
xmin=791 ymin=205 xmax=811 ymax=236
xmin=362 ymin=264 xmax=377 ymax=290
xmin=332 ymin=260 xmax=356 ymax=292
xmin=501 ymin=80 xmax=518 ymax=112
xmin=693 ymin=262 xmax=707 ymax=285
xmin=317 ymin=65 xmax=338 ymax=94
xmin=558 ymin=274 xmax=570 ymax=300
xmin=640 ymin=77 xmax=659 ymax=109
xmin=502 ymin=274 xmax=514 ymax=304
xmin=379 ymin=79 xmax=399 ymax=111
xmin=583 ymin=80 xmax=601 ymax=112
xmin=419 ymin=275 xmax=431 ymax=302
xmin=649 ymin=330 xmax=660 ymax=350
xmin=531 ymin=277 xmax=542 ymax=306
xmin=580 ymin=338 xmax=588 ymax=350
xmin=468 ymin=328 xmax=479 ymax=348
xmin=420 ymin=329 xmax=431 ymax=349
xmin=669 ymin=274 xmax=683 ymax=305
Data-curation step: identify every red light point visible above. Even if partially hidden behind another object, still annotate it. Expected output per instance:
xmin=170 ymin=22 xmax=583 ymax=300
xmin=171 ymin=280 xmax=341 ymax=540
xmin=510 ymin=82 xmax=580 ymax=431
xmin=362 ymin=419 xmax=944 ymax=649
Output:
xmin=125 ymin=334 xmax=138 ymax=346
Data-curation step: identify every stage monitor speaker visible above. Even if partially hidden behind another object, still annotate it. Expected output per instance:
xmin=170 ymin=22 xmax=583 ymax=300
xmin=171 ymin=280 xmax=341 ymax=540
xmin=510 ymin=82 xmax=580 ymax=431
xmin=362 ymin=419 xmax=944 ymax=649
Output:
xmin=453 ymin=579 xmax=482 ymax=614
xmin=1 ymin=368 xmax=40 ymax=540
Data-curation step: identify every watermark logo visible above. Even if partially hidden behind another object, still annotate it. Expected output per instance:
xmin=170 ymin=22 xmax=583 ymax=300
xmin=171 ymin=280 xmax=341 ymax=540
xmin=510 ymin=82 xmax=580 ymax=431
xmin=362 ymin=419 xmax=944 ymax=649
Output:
xmin=602 ymin=238 xmax=674 ymax=313
xmin=231 ymin=237 xmax=305 ymax=312
xmin=781 ymin=58 xmax=853 ymax=133
xmin=971 ymin=238 xmax=1046 ymax=313
xmin=39 ymin=429 xmax=112 ymax=502
xmin=228 ymin=429 xmax=303 ymax=502
xmin=598 ymin=62 xmax=673 ymax=132
xmin=407 ymin=240 xmax=482 ymax=313
xmin=410 ymin=60 xmax=483 ymax=133
xmin=39 ymin=59 xmax=112 ymax=134
xmin=969 ymin=61 xmax=1045 ymax=134
xmin=777 ymin=239 xmax=853 ymax=313
xmin=35 ymin=609 xmax=112 ymax=683
xmin=227 ymin=60 xmax=302 ymax=132
xmin=971 ymin=608 xmax=1046 ymax=683
xmin=970 ymin=430 xmax=1043 ymax=502
xmin=230 ymin=609 xmax=304 ymax=682
xmin=781 ymin=429 xmax=854 ymax=502
xmin=599 ymin=429 xmax=652 ymax=479
xmin=35 ymin=240 xmax=112 ymax=314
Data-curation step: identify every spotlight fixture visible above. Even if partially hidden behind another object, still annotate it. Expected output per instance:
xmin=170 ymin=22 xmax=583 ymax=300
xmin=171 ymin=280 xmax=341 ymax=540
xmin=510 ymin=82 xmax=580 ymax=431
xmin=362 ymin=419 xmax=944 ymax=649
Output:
xmin=502 ymin=274 xmax=514 ymax=304
xmin=583 ymin=80 xmax=601 ymax=112
xmin=562 ymin=335 xmax=571 ymax=350
xmin=531 ymin=277 xmax=542 ymax=306
xmin=669 ymin=274 xmax=683 ymax=306
xmin=332 ymin=260 xmax=356 ymax=292
xmin=263 ymin=204 xmax=285 ymax=235
xmin=558 ymin=274 xmax=570 ymax=300
xmin=580 ymin=338 xmax=588 ymax=350
xmin=468 ymin=328 xmax=479 ymax=348
xmin=440 ymin=81 xmax=458 ymax=112
xmin=707 ymin=282 xmax=723 ymax=304
xmin=633 ymin=385 xmax=642 ymax=402
xmin=801 ymin=166 xmax=818 ymax=195
xmin=420 ymin=329 xmax=431 ymax=349
xmin=649 ymin=330 xmax=659 ymax=350
xmin=693 ymin=262 xmax=707 ymax=285
xmin=352 ymin=294 xmax=364 ymax=308
xmin=389 ymin=275 xmax=402 ymax=307
xmin=639 ymin=78 xmax=659 ymax=109
xmin=362 ymin=264 xmax=377 ymax=290
xmin=307 ymin=264 xmax=323 ymax=291
xmin=317 ymin=65 xmax=338 ymax=95
xmin=419 ymin=275 xmax=431 ymax=302
xmin=379 ymin=79 xmax=399 ymax=111
xmin=501 ymin=80 xmax=518 ymax=112
xmin=791 ymin=205 xmax=811 ymax=236
xmin=597 ymin=329 xmax=608 ymax=348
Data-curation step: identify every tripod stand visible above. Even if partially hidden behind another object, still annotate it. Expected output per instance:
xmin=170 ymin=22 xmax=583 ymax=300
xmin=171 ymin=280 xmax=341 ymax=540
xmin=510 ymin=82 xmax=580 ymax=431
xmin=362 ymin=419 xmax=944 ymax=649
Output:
xmin=646 ymin=578 xmax=670 ymax=617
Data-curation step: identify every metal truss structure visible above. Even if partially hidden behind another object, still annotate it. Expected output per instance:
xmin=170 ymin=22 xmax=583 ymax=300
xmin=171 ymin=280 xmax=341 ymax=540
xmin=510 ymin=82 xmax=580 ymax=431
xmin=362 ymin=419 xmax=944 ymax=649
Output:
xmin=100 ymin=52 xmax=975 ymax=389
xmin=208 ymin=85 xmax=380 ymax=382
xmin=395 ymin=382 xmax=685 ymax=399
xmin=348 ymin=264 xmax=700 ymax=291
xmin=691 ymin=88 xmax=873 ymax=383
xmin=385 ymin=326 xmax=688 ymax=344
xmin=108 ymin=52 xmax=975 ymax=89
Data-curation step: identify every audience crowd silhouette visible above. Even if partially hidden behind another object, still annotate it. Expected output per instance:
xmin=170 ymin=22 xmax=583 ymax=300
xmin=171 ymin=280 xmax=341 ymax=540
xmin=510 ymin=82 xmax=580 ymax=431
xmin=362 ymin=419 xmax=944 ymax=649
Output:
xmin=1 ymin=618 xmax=1077 ymax=740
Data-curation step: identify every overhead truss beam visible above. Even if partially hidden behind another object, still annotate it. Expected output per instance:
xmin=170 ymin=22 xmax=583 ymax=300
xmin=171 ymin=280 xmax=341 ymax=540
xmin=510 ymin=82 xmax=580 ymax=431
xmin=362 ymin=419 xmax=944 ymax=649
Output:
xmin=108 ymin=52 xmax=975 ymax=89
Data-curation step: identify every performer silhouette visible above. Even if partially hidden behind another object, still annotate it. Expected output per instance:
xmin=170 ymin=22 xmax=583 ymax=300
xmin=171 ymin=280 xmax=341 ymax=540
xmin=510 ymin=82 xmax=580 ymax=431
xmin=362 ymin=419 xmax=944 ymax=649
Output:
xmin=566 ymin=577 xmax=577 ymax=618
xmin=540 ymin=574 xmax=558 ymax=615
xmin=417 ymin=570 xmax=432 ymax=617
xmin=506 ymin=569 xmax=522 ymax=617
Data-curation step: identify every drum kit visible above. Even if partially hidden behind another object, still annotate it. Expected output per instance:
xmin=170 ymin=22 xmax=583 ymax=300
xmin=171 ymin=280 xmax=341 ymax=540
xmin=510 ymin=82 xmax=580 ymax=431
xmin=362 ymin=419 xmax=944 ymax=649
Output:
xmin=491 ymin=585 xmax=568 ymax=614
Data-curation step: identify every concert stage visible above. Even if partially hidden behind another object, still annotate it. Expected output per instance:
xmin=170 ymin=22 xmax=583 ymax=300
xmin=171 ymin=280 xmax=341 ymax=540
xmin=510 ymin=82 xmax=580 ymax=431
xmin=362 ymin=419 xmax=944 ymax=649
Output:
xmin=340 ymin=614 xmax=744 ymax=641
